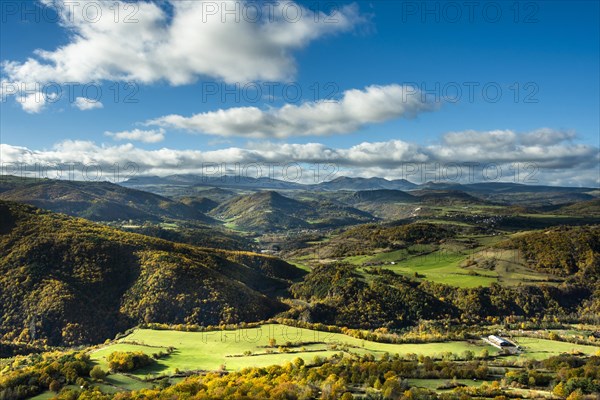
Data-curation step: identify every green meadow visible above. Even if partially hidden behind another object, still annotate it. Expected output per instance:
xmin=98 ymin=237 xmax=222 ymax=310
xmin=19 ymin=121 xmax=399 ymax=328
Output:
xmin=91 ymin=325 xmax=599 ymax=381
xmin=91 ymin=324 xmax=497 ymax=379
xmin=26 ymin=325 xmax=596 ymax=396
xmin=342 ymin=242 xmax=560 ymax=288
xmin=504 ymin=337 xmax=600 ymax=360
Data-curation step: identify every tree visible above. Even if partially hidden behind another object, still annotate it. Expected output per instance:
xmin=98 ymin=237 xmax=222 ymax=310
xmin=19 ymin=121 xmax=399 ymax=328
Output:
xmin=373 ymin=377 xmax=383 ymax=389
xmin=479 ymin=349 xmax=489 ymax=360
xmin=382 ymin=377 xmax=404 ymax=399
xmin=553 ymin=382 xmax=567 ymax=397
xmin=293 ymin=357 xmax=305 ymax=369
xmin=89 ymin=365 xmax=106 ymax=381
xmin=49 ymin=380 xmax=62 ymax=393
xmin=566 ymin=389 xmax=583 ymax=400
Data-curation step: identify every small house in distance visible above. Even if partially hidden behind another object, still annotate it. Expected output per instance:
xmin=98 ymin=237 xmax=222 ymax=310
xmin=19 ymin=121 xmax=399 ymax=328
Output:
xmin=484 ymin=335 xmax=521 ymax=354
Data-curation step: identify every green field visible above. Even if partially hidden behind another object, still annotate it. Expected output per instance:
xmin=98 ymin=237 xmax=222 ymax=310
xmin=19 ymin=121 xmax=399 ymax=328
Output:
xmin=342 ymin=244 xmax=558 ymax=288
xmin=505 ymin=337 xmax=600 ymax=360
xmin=28 ymin=325 xmax=598 ymax=395
xmin=91 ymin=325 xmax=599 ymax=382
xmin=348 ymin=247 xmax=498 ymax=288
xmin=408 ymin=378 xmax=488 ymax=390
xmin=30 ymin=392 xmax=57 ymax=400
xmin=91 ymin=324 xmax=498 ymax=379
xmin=381 ymin=250 xmax=495 ymax=287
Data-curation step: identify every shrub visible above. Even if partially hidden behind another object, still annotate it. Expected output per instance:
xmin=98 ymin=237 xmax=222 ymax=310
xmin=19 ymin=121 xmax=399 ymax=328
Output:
xmin=107 ymin=351 xmax=154 ymax=372
xmin=89 ymin=365 xmax=106 ymax=380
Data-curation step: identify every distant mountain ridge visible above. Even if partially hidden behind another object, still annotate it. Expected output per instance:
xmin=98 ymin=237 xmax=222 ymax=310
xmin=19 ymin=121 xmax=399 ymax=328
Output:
xmin=121 ymin=174 xmax=596 ymax=194
xmin=316 ymin=176 xmax=418 ymax=191
xmin=123 ymin=174 xmax=307 ymax=190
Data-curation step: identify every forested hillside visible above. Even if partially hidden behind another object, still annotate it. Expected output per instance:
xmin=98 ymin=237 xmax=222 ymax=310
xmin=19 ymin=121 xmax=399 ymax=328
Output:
xmin=287 ymin=263 xmax=595 ymax=330
xmin=0 ymin=201 xmax=304 ymax=346
xmin=292 ymin=223 xmax=454 ymax=258
xmin=497 ymin=225 xmax=600 ymax=276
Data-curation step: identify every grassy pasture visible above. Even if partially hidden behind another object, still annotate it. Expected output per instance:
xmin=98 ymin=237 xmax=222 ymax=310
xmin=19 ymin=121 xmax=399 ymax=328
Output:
xmin=91 ymin=324 xmax=497 ymax=379
xmin=349 ymin=247 xmax=497 ymax=288
xmin=339 ymin=238 xmax=559 ymax=288
xmin=91 ymin=325 xmax=598 ymax=381
xmin=79 ymin=325 xmax=597 ymax=393
xmin=504 ymin=337 xmax=600 ymax=360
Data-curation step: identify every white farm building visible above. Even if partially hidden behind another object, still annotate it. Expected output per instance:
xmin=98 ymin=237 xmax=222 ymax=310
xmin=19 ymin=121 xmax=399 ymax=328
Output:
xmin=484 ymin=335 xmax=521 ymax=354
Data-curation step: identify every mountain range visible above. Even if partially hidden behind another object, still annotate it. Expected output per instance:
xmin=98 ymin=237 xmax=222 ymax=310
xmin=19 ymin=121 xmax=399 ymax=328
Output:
xmin=122 ymin=173 xmax=596 ymax=197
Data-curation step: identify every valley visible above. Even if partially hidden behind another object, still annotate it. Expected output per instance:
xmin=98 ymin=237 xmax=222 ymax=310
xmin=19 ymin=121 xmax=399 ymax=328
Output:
xmin=0 ymin=174 xmax=599 ymax=399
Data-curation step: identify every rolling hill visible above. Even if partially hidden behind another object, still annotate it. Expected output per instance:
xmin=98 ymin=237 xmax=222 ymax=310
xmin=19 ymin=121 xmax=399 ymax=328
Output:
xmin=343 ymin=189 xmax=419 ymax=203
xmin=331 ymin=189 xmax=420 ymax=220
xmin=0 ymin=200 xmax=305 ymax=345
xmin=556 ymin=198 xmax=600 ymax=216
xmin=410 ymin=189 xmax=487 ymax=205
xmin=209 ymin=191 xmax=374 ymax=232
xmin=0 ymin=178 xmax=212 ymax=223
xmin=178 ymin=196 xmax=220 ymax=213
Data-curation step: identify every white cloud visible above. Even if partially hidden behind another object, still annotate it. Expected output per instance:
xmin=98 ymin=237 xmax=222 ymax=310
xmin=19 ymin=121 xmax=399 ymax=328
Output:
xmin=16 ymin=92 xmax=46 ymax=114
xmin=2 ymin=0 xmax=366 ymax=88
xmin=147 ymin=84 xmax=434 ymax=138
xmin=73 ymin=97 xmax=103 ymax=111
xmin=430 ymin=129 xmax=595 ymax=168
xmin=519 ymin=128 xmax=577 ymax=146
xmin=1 ymin=129 xmax=597 ymax=186
xmin=105 ymin=128 xmax=165 ymax=143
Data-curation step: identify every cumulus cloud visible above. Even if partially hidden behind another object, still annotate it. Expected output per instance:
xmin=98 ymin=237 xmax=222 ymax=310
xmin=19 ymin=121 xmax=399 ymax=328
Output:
xmin=15 ymin=92 xmax=46 ymax=114
xmin=1 ymin=129 xmax=598 ymax=186
xmin=2 ymin=0 xmax=366 ymax=88
xmin=147 ymin=84 xmax=434 ymax=138
xmin=73 ymin=97 xmax=103 ymax=111
xmin=104 ymin=128 xmax=165 ymax=143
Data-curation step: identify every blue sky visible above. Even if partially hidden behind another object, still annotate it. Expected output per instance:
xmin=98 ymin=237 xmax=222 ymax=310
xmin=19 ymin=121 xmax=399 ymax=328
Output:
xmin=0 ymin=0 xmax=598 ymax=185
